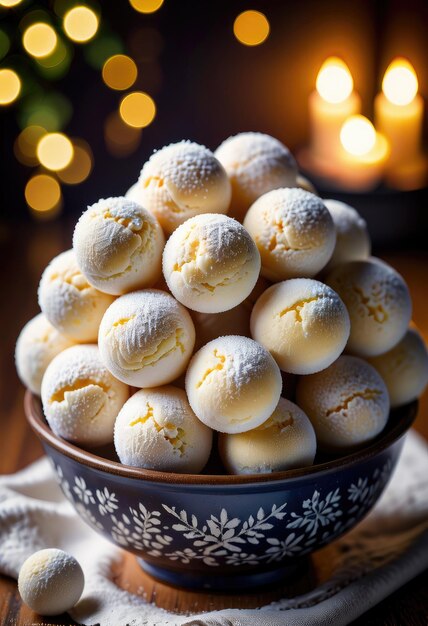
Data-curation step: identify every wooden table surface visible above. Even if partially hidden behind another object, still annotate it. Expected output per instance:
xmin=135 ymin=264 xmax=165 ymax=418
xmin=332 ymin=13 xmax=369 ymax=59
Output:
xmin=0 ymin=221 xmax=427 ymax=625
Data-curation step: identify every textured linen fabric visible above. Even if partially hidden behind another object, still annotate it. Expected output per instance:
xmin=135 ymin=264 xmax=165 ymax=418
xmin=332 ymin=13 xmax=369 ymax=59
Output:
xmin=0 ymin=430 xmax=427 ymax=626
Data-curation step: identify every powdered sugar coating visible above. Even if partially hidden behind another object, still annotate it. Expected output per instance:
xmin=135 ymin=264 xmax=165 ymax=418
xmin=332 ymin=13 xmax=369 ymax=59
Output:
xmin=163 ymin=214 xmax=261 ymax=313
xmin=326 ymin=259 xmax=412 ymax=357
xmin=38 ymin=250 xmax=115 ymax=342
xmin=296 ymin=355 xmax=389 ymax=451
xmin=219 ymin=397 xmax=316 ymax=474
xmin=73 ymin=197 xmax=165 ymax=295
xmin=98 ymin=290 xmax=195 ymax=387
xmin=244 ymin=188 xmax=336 ymax=281
xmin=114 ymin=386 xmax=212 ymax=473
xmin=185 ymin=335 xmax=282 ymax=434
xmin=368 ymin=328 xmax=428 ymax=408
xmin=15 ymin=313 xmax=74 ymax=395
xmin=18 ymin=548 xmax=84 ymax=616
xmin=41 ymin=345 xmax=129 ymax=446
xmin=215 ymin=132 xmax=298 ymax=221
xmin=251 ymin=278 xmax=350 ymax=375
xmin=323 ymin=199 xmax=371 ymax=272
xmin=134 ymin=141 xmax=231 ymax=234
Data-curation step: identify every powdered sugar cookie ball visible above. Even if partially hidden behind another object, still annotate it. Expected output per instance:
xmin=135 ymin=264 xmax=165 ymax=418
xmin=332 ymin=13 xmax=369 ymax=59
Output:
xmin=114 ymin=386 xmax=212 ymax=473
xmin=251 ymin=279 xmax=350 ymax=375
xmin=98 ymin=290 xmax=195 ymax=387
xmin=18 ymin=549 xmax=84 ymax=616
xmin=297 ymin=174 xmax=318 ymax=195
xmin=296 ymin=356 xmax=389 ymax=451
xmin=134 ymin=141 xmax=231 ymax=235
xmin=185 ymin=335 xmax=282 ymax=434
xmin=41 ymin=345 xmax=128 ymax=446
xmin=215 ymin=132 xmax=298 ymax=221
xmin=191 ymin=303 xmax=250 ymax=351
xmin=367 ymin=328 xmax=428 ymax=408
xmin=73 ymin=197 xmax=165 ymax=295
xmin=326 ymin=259 xmax=412 ymax=357
xmin=15 ymin=313 xmax=74 ymax=395
xmin=163 ymin=214 xmax=261 ymax=313
xmin=219 ymin=398 xmax=316 ymax=474
xmin=38 ymin=250 xmax=114 ymax=342
xmin=125 ymin=182 xmax=139 ymax=201
xmin=323 ymin=199 xmax=371 ymax=272
xmin=244 ymin=189 xmax=336 ymax=281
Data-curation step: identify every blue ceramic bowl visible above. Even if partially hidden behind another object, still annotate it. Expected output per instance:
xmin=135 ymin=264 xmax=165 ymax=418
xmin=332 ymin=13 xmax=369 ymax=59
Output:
xmin=25 ymin=391 xmax=416 ymax=591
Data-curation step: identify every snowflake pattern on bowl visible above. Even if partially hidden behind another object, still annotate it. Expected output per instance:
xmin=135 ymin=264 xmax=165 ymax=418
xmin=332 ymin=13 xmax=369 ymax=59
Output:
xmin=52 ymin=459 xmax=392 ymax=567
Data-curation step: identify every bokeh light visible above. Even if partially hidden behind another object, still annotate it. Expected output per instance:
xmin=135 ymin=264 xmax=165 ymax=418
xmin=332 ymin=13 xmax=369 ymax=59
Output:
xmin=35 ymin=38 xmax=72 ymax=80
xmin=340 ymin=115 xmax=376 ymax=156
xmin=57 ymin=139 xmax=93 ymax=184
xmin=102 ymin=54 xmax=137 ymax=90
xmin=382 ymin=58 xmax=418 ymax=106
xmin=37 ymin=132 xmax=74 ymax=171
xmin=119 ymin=91 xmax=156 ymax=128
xmin=19 ymin=92 xmax=73 ymax=131
xmin=85 ymin=34 xmax=123 ymax=69
xmin=233 ymin=10 xmax=270 ymax=47
xmin=129 ymin=0 xmax=164 ymax=14
xmin=23 ymin=22 xmax=58 ymax=58
xmin=63 ymin=6 xmax=99 ymax=43
xmin=316 ymin=57 xmax=353 ymax=104
xmin=0 ymin=0 xmax=23 ymax=7
xmin=105 ymin=111 xmax=142 ymax=157
xmin=0 ymin=68 xmax=21 ymax=105
xmin=25 ymin=174 xmax=62 ymax=213
xmin=14 ymin=125 xmax=46 ymax=166
xmin=0 ymin=30 xmax=10 ymax=61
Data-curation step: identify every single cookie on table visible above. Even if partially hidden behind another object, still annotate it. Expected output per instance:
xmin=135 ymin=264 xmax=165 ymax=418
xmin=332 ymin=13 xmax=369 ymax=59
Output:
xmin=191 ymin=303 xmax=251 ymax=351
xmin=98 ymin=290 xmax=195 ymax=387
xmin=250 ymin=279 xmax=350 ymax=375
xmin=322 ymin=199 xmax=371 ymax=272
xmin=215 ymin=132 xmax=297 ymax=221
xmin=114 ymin=386 xmax=212 ymax=473
xmin=38 ymin=249 xmax=114 ymax=342
xmin=219 ymin=397 xmax=316 ymax=474
xmin=367 ymin=328 xmax=428 ymax=408
xmin=15 ymin=313 xmax=74 ymax=394
xmin=41 ymin=344 xmax=129 ymax=446
xmin=185 ymin=335 xmax=282 ymax=434
xmin=244 ymin=188 xmax=336 ymax=281
xmin=163 ymin=214 xmax=261 ymax=313
xmin=326 ymin=259 xmax=412 ymax=357
xmin=73 ymin=197 xmax=165 ymax=295
xmin=18 ymin=549 xmax=84 ymax=616
xmin=296 ymin=355 xmax=390 ymax=452
xmin=133 ymin=141 xmax=231 ymax=235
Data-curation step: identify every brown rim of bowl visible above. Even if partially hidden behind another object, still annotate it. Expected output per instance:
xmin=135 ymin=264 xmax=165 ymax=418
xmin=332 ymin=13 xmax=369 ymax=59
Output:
xmin=25 ymin=390 xmax=417 ymax=486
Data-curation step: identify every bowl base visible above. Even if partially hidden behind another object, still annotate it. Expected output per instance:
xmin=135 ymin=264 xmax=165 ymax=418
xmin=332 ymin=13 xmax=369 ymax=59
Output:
xmin=138 ymin=558 xmax=308 ymax=591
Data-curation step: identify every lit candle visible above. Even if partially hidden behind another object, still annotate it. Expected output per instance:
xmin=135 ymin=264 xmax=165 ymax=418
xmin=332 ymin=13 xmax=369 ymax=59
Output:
xmin=337 ymin=115 xmax=389 ymax=191
xmin=309 ymin=57 xmax=361 ymax=164
xmin=375 ymin=58 xmax=426 ymax=188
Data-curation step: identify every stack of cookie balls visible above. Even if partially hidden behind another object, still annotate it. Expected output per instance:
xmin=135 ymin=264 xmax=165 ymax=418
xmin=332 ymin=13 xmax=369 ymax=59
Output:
xmin=16 ymin=133 xmax=428 ymax=476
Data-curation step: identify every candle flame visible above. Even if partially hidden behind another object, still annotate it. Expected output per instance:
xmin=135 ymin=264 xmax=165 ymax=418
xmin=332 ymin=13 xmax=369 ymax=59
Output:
xmin=382 ymin=58 xmax=418 ymax=106
xmin=316 ymin=57 xmax=353 ymax=104
xmin=340 ymin=115 xmax=376 ymax=156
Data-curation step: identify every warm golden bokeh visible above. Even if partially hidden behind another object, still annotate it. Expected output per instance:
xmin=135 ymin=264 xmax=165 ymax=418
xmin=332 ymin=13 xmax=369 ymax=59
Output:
xmin=316 ymin=57 xmax=354 ymax=104
xmin=119 ymin=91 xmax=156 ymax=128
xmin=104 ymin=111 xmax=142 ymax=157
xmin=129 ymin=0 xmax=164 ymax=14
xmin=22 ymin=22 xmax=58 ymax=59
xmin=233 ymin=10 xmax=270 ymax=47
xmin=382 ymin=58 xmax=418 ymax=106
xmin=14 ymin=125 xmax=47 ymax=166
xmin=25 ymin=174 xmax=62 ymax=212
xmin=57 ymin=140 xmax=93 ymax=184
xmin=63 ymin=6 xmax=99 ymax=43
xmin=0 ymin=68 xmax=21 ymax=105
xmin=0 ymin=0 xmax=23 ymax=6
xmin=36 ymin=132 xmax=74 ymax=171
xmin=340 ymin=115 xmax=377 ymax=156
xmin=102 ymin=54 xmax=138 ymax=90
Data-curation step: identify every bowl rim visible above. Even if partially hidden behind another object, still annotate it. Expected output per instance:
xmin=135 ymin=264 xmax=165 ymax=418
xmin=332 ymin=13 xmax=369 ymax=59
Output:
xmin=25 ymin=390 xmax=417 ymax=486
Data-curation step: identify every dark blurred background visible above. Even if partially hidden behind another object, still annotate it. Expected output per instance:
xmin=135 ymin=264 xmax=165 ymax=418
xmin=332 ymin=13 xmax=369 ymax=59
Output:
xmin=1 ymin=0 xmax=428 ymax=242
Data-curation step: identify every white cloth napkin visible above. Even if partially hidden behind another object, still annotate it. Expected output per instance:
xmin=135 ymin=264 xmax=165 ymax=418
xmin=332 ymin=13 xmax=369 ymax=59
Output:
xmin=0 ymin=430 xmax=427 ymax=626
